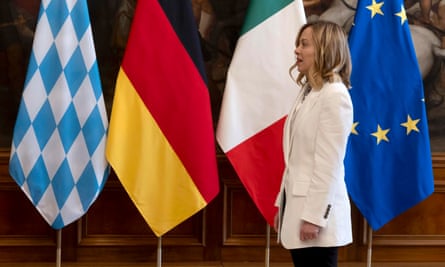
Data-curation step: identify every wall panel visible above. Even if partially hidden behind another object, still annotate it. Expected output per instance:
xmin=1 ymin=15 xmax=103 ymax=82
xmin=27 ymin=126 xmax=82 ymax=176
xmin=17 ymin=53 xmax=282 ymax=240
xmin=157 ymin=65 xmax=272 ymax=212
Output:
xmin=0 ymin=150 xmax=445 ymax=263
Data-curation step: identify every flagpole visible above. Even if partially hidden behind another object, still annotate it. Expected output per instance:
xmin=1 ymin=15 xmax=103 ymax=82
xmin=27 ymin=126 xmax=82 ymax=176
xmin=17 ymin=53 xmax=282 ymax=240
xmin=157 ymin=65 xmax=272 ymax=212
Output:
xmin=265 ymin=224 xmax=270 ymax=267
xmin=157 ymin=236 xmax=162 ymax=267
xmin=56 ymin=229 xmax=62 ymax=267
xmin=365 ymin=221 xmax=373 ymax=267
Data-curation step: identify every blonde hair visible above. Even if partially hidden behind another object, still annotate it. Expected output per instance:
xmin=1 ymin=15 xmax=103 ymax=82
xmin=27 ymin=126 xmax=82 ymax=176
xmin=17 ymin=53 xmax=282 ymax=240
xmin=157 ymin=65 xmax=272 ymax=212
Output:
xmin=289 ymin=20 xmax=351 ymax=89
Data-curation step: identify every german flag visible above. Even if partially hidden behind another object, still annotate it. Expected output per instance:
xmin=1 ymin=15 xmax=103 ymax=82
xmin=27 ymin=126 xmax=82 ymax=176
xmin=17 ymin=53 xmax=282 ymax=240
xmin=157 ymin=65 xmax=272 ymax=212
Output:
xmin=106 ymin=0 xmax=219 ymax=237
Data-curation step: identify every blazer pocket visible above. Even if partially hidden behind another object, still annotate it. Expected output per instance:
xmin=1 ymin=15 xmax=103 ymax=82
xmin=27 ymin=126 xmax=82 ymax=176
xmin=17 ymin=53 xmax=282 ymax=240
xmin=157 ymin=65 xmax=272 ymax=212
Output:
xmin=291 ymin=181 xmax=310 ymax=196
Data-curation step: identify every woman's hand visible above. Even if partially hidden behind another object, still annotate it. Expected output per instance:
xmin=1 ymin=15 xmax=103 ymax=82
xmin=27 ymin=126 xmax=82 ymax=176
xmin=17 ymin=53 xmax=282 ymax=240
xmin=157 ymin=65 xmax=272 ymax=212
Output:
xmin=299 ymin=220 xmax=321 ymax=241
xmin=273 ymin=212 xmax=279 ymax=232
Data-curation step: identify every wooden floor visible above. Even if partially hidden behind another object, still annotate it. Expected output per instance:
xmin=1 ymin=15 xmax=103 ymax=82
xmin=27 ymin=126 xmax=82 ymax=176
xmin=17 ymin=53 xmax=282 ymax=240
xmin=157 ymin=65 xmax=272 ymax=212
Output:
xmin=0 ymin=262 xmax=443 ymax=267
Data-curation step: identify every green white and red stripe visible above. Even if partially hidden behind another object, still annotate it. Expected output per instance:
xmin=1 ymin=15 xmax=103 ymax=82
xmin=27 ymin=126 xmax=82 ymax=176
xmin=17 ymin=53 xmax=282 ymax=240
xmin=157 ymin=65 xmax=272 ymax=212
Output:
xmin=106 ymin=0 xmax=219 ymax=237
xmin=217 ymin=0 xmax=306 ymax=225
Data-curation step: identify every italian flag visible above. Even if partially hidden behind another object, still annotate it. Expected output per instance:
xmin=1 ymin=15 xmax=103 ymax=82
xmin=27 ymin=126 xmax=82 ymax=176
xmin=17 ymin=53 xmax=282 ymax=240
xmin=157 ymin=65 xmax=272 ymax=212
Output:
xmin=106 ymin=0 xmax=219 ymax=237
xmin=216 ymin=0 xmax=306 ymax=225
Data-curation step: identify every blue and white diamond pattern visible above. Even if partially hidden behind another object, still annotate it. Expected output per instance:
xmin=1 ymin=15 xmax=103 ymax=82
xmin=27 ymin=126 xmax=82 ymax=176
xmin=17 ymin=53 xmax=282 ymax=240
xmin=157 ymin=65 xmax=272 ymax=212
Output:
xmin=9 ymin=0 xmax=109 ymax=229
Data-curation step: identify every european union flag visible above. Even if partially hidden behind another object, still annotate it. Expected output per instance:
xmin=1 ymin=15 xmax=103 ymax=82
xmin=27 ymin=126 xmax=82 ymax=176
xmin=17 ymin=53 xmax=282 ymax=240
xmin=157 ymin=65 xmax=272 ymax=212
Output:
xmin=345 ymin=0 xmax=434 ymax=230
xmin=9 ymin=0 xmax=109 ymax=229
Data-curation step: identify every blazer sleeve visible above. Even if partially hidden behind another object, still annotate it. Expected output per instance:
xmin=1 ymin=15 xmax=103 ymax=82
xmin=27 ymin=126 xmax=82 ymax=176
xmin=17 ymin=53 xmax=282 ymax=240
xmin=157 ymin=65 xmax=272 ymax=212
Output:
xmin=301 ymin=84 xmax=353 ymax=227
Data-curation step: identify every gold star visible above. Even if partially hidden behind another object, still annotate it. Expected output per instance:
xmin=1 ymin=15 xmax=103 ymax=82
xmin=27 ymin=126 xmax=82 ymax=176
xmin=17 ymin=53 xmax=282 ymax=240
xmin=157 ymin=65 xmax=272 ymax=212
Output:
xmin=395 ymin=5 xmax=407 ymax=25
xmin=367 ymin=0 xmax=384 ymax=18
xmin=351 ymin=122 xmax=359 ymax=135
xmin=401 ymin=115 xmax=420 ymax=135
xmin=371 ymin=124 xmax=390 ymax=144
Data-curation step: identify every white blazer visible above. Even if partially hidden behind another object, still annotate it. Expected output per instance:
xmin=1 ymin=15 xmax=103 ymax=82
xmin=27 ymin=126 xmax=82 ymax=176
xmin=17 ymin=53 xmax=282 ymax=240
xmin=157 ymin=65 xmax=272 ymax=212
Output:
xmin=275 ymin=81 xmax=353 ymax=249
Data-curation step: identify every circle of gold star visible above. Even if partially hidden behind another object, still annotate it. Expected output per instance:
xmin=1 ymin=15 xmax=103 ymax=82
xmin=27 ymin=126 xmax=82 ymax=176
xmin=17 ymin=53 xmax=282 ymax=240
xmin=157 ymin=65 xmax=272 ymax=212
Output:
xmin=351 ymin=122 xmax=359 ymax=135
xmin=367 ymin=0 xmax=384 ymax=18
xmin=395 ymin=5 xmax=407 ymax=24
xmin=371 ymin=124 xmax=390 ymax=144
xmin=400 ymin=115 xmax=420 ymax=135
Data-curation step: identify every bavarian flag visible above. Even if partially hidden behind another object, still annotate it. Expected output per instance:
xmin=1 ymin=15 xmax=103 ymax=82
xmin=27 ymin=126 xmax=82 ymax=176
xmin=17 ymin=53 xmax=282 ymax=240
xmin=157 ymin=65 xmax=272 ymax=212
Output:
xmin=106 ymin=0 xmax=219 ymax=237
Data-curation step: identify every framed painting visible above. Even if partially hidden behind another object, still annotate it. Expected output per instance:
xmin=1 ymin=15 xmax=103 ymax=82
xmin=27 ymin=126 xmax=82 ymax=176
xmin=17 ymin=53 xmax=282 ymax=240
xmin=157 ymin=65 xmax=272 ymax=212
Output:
xmin=199 ymin=0 xmax=445 ymax=153
xmin=0 ymin=0 xmax=443 ymax=153
xmin=300 ymin=0 xmax=445 ymax=152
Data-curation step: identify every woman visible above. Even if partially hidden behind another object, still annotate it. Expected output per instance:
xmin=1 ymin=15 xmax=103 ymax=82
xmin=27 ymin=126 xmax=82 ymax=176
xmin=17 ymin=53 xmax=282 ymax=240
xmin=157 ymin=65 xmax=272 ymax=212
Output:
xmin=275 ymin=21 xmax=353 ymax=267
